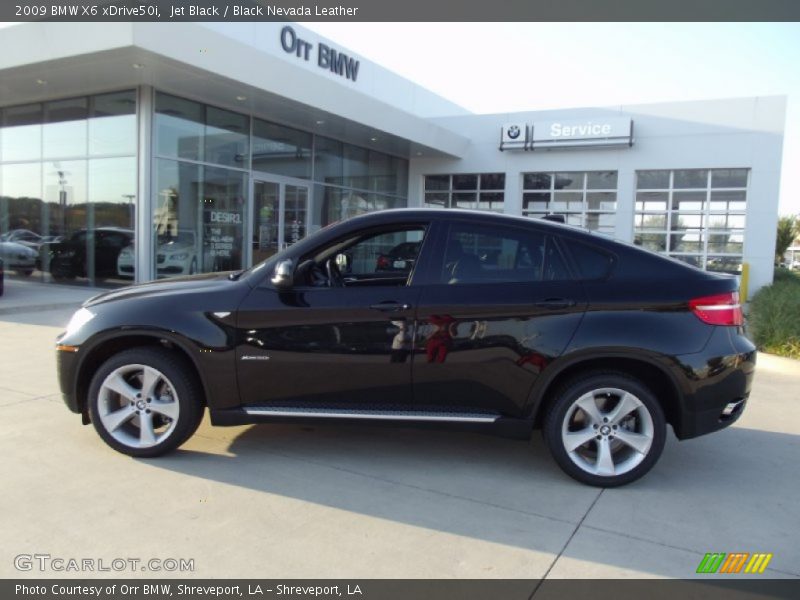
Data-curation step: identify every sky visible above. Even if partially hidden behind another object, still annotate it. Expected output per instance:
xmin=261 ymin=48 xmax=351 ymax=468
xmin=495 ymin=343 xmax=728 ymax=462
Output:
xmin=304 ymin=23 xmax=800 ymax=216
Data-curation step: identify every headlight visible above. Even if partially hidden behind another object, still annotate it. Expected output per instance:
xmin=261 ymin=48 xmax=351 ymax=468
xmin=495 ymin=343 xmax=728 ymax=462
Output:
xmin=65 ymin=307 xmax=95 ymax=337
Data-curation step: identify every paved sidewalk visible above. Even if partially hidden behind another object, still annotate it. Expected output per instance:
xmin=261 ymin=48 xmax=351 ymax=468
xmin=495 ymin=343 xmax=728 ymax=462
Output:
xmin=0 ymin=278 xmax=100 ymax=315
xmin=0 ymin=301 xmax=798 ymax=580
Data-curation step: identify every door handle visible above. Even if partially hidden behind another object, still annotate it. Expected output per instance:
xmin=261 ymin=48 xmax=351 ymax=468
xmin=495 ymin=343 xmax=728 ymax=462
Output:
xmin=369 ymin=302 xmax=411 ymax=312
xmin=534 ymin=298 xmax=576 ymax=309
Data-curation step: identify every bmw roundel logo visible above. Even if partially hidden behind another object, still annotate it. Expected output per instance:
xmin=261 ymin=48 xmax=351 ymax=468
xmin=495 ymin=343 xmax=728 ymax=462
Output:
xmin=507 ymin=125 xmax=521 ymax=139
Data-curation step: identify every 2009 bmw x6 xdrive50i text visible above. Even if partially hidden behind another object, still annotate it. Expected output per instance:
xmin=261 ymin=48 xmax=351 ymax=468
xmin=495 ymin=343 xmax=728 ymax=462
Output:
xmin=56 ymin=209 xmax=755 ymax=486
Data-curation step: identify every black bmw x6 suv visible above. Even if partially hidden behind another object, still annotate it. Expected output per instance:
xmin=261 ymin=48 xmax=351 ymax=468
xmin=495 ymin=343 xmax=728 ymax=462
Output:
xmin=56 ymin=209 xmax=755 ymax=486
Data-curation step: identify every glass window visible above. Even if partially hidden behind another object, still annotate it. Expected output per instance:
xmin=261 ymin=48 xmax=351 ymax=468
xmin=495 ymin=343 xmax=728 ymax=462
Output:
xmin=452 ymin=192 xmax=476 ymax=210
xmin=89 ymin=157 xmax=137 ymax=230
xmin=424 ymin=175 xmax=449 ymax=191
xmin=523 ymin=173 xmax=551 ymax=190
xmin=339 ymin=228 xmax=425 ymax=282
xmin=586 ymin=192 xmax=616 ymax=211
xmin=2 ymin=104 xmax=43 ymax=162
xmin=480 ymin=173 xmax=505 ymax=190
xmin=153 ymin=159 xmax=202 ymax=279
xmin=478 ymin=192 xmax=504 ymax=212
xmin=554 ymin=172 xmax=584 ymax=190
xmin=711 ymin=169 xmax=748 ymax=188
xmin=343 ymin=143 xmax=369 ymax=189
xmin=523 ymin=193 xmax=551 ymax=212
xmin=202 ymin=166 xmax=246 ymax=273
xmin=155 ymin=93 xmax=204 ymax=161
xmin=636 ymin=170 xmax=670 ymax=189
xmin=565 ymin=240 xmax=614 ymax=280
xmin=440 ymin=223 xmax=568 ymax=284
xmin=423 ymin=174 xmax=504 ymax=211
xmin=672 ymin=191 xmax=705 ymax=212
xmin=314 ymin=136 xmax=344 ymax=186
xmin=44 ymin=98 xmax=88 ymax=159
xmin=633 ymin=168 xmax=748 ymax=273
xmin=252 ymin=119 xmax=312 ymax=179
xmin=452 ymin=174 xmax=478 ymax=190
xmin=634 ymin=233 xmax=667 ymax=252
xmin=0 ymin=91 xmax=137 ymax=288
xmin=205 ymin=106 xmax=248 ymax=168
xmin=1 ymin=163 xmax=43 ymax=238
xmin=635 ymin=192 xmax=668 ymax=212
xmin=673 ymin=169 xmax=708 ymax=189
xmin=709 ymin=190 xmax=746 ymax=213
xmin=523 ymin=171 xmax=618 ymax=235
xmin=89 ymin=91 xmax=136 ymax=156
xmin=586 ymin=171 xmax=618 ymax=190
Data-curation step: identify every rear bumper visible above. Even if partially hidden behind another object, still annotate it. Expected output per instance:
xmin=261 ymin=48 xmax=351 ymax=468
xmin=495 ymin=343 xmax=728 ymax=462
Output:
xmin=673 ymin=326 xmax=756 ymax=440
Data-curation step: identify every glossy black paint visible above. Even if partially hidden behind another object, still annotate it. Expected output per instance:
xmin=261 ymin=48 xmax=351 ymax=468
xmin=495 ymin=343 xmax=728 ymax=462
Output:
xmin=56 ymin=209 xmax=755 ymax=442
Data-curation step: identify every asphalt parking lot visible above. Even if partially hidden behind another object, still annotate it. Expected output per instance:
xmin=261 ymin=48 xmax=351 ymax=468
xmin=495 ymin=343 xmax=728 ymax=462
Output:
xmin=0 ymin=279 xmax=798 ymax=580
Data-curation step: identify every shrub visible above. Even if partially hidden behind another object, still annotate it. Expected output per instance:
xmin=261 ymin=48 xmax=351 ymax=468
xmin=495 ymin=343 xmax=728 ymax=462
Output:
xmin=749 ymin=270 xmax=800 ymax=359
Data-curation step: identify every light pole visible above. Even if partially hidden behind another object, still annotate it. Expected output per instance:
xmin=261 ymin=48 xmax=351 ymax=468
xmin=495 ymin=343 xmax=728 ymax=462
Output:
xmin=122 ymin=194 xmax=135 ymax=229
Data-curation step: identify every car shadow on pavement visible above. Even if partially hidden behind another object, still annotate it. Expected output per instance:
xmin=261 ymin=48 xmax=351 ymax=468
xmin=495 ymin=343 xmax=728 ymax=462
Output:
xmin=146 ymin=421 xmax=800 ymax=578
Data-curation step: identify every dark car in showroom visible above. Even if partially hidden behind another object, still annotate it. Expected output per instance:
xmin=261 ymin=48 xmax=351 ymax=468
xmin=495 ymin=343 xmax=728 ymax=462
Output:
xmin=55 ymin=209 xmax=755 ymax=486
xmin=47 ymin=227 xmax=133 ymax=280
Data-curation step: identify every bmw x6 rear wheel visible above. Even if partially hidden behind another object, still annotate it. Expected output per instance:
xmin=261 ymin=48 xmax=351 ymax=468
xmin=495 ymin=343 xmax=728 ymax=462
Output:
xmin=88 ymin=347 xmax=203 ymax=457
xmin=543 ymin=371 xmax=666 ymax=487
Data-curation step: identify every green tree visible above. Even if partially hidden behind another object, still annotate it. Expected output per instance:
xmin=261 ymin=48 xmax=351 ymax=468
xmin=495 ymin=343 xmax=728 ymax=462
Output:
xmin=775 ymin=215 xmax=800 ymax=265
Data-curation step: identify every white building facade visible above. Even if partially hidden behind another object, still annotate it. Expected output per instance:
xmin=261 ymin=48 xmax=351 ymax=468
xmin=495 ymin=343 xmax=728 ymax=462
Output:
xmin=0 ymin=22 xmax=786 ymax=295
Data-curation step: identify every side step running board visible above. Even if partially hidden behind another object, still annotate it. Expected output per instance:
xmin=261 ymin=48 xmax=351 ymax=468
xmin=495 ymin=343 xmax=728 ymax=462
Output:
xmin=241 ymin=406 xmax=500 ymax=423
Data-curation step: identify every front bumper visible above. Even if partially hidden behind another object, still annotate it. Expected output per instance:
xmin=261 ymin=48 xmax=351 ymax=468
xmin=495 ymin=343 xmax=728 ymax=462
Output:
xmin=56 ymin=344 xmax=81 ymax=414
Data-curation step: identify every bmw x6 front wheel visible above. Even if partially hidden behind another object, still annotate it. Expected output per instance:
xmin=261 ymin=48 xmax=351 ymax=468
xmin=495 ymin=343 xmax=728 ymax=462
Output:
xmin=88 ymin=347 xmax=203 ymax=457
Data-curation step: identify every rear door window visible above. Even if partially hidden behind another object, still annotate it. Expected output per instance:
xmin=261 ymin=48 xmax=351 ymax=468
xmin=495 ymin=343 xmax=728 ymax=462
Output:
xmin=440 ymin=222 xmax=571 ymax=284
xmin=562 ymin=239 xmax=615 ymax=280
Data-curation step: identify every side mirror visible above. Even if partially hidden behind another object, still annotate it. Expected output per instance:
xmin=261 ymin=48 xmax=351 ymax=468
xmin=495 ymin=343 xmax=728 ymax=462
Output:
xmin=271 ymin=259 xmax=294 ymax=290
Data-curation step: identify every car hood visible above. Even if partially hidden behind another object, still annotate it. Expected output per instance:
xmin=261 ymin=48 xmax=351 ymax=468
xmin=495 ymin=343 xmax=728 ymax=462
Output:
xmin=83 ymin=272 xmax=241 ymax=308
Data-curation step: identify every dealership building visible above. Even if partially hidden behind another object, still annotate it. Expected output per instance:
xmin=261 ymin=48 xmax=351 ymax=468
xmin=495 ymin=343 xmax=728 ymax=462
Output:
xmin=0 ymin=21 xmax=786 ymax=295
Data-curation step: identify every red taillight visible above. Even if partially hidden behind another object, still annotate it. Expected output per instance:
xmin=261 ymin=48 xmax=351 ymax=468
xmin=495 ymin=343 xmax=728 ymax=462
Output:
xmin=689 ymin=291 xmax=743 ymax=326
xmin=376 ymin=255 xmax=390 ymax=269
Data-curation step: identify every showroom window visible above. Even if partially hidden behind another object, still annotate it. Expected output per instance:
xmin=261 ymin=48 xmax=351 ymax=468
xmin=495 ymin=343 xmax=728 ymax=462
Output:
xmin=634 ymin=169 xmax=748 ymax=273
xmin=154 ymin=92 xmax=251 ymax=278
xmin=521 ymin=171 xmax=617 ymax=235
xmin=0 ymin=91 xmax=137 ymax=287
xmin=314 ymin=136 xmax=409 ymax=227
xmin=423 ymin=173 xmax=505 ymax=212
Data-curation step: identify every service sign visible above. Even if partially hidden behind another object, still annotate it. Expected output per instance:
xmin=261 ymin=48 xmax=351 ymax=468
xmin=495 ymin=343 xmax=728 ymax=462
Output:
xmin=531 ymin=117 xmax=633 ymax=148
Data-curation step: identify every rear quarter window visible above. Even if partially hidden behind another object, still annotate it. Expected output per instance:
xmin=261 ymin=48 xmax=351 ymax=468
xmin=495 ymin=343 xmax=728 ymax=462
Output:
xmin=563 ymin=239 xmax=615 ymax=280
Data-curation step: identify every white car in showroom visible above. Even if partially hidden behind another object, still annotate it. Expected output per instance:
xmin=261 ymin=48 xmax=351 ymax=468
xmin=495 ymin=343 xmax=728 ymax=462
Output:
xmin=117 ymin=230 xmax=199 ymax=278
xmin=0 ymin=239 xmax=37 ymax=276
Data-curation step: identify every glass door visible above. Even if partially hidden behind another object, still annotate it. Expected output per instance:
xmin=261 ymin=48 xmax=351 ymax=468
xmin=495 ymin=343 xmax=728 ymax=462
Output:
xmin=253 ymin=180 xmax=280 ymax=264
xmin=251 ymin=176 xmax=310 ymax=265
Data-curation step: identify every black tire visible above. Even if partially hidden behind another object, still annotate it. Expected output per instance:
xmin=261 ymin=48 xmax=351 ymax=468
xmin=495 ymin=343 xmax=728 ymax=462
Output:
xmin=87 ymin=347 xmax=204 ymax=458
xmin=19 ymin=269 xmax=33 ymax=277
xmin=543 ymin=371 xmax=666 ymax=487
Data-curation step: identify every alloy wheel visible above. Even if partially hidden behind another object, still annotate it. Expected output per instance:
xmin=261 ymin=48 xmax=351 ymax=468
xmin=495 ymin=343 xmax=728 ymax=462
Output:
xmin=560 ymin=387 xmax=655 ymax=477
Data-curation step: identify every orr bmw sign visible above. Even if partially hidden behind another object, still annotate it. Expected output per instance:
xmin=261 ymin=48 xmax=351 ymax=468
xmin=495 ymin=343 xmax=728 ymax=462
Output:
xmin=500 ymin=117 xmax=633 ymax=151
xmin=280 ymin=26 xmax=360 ymax=82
